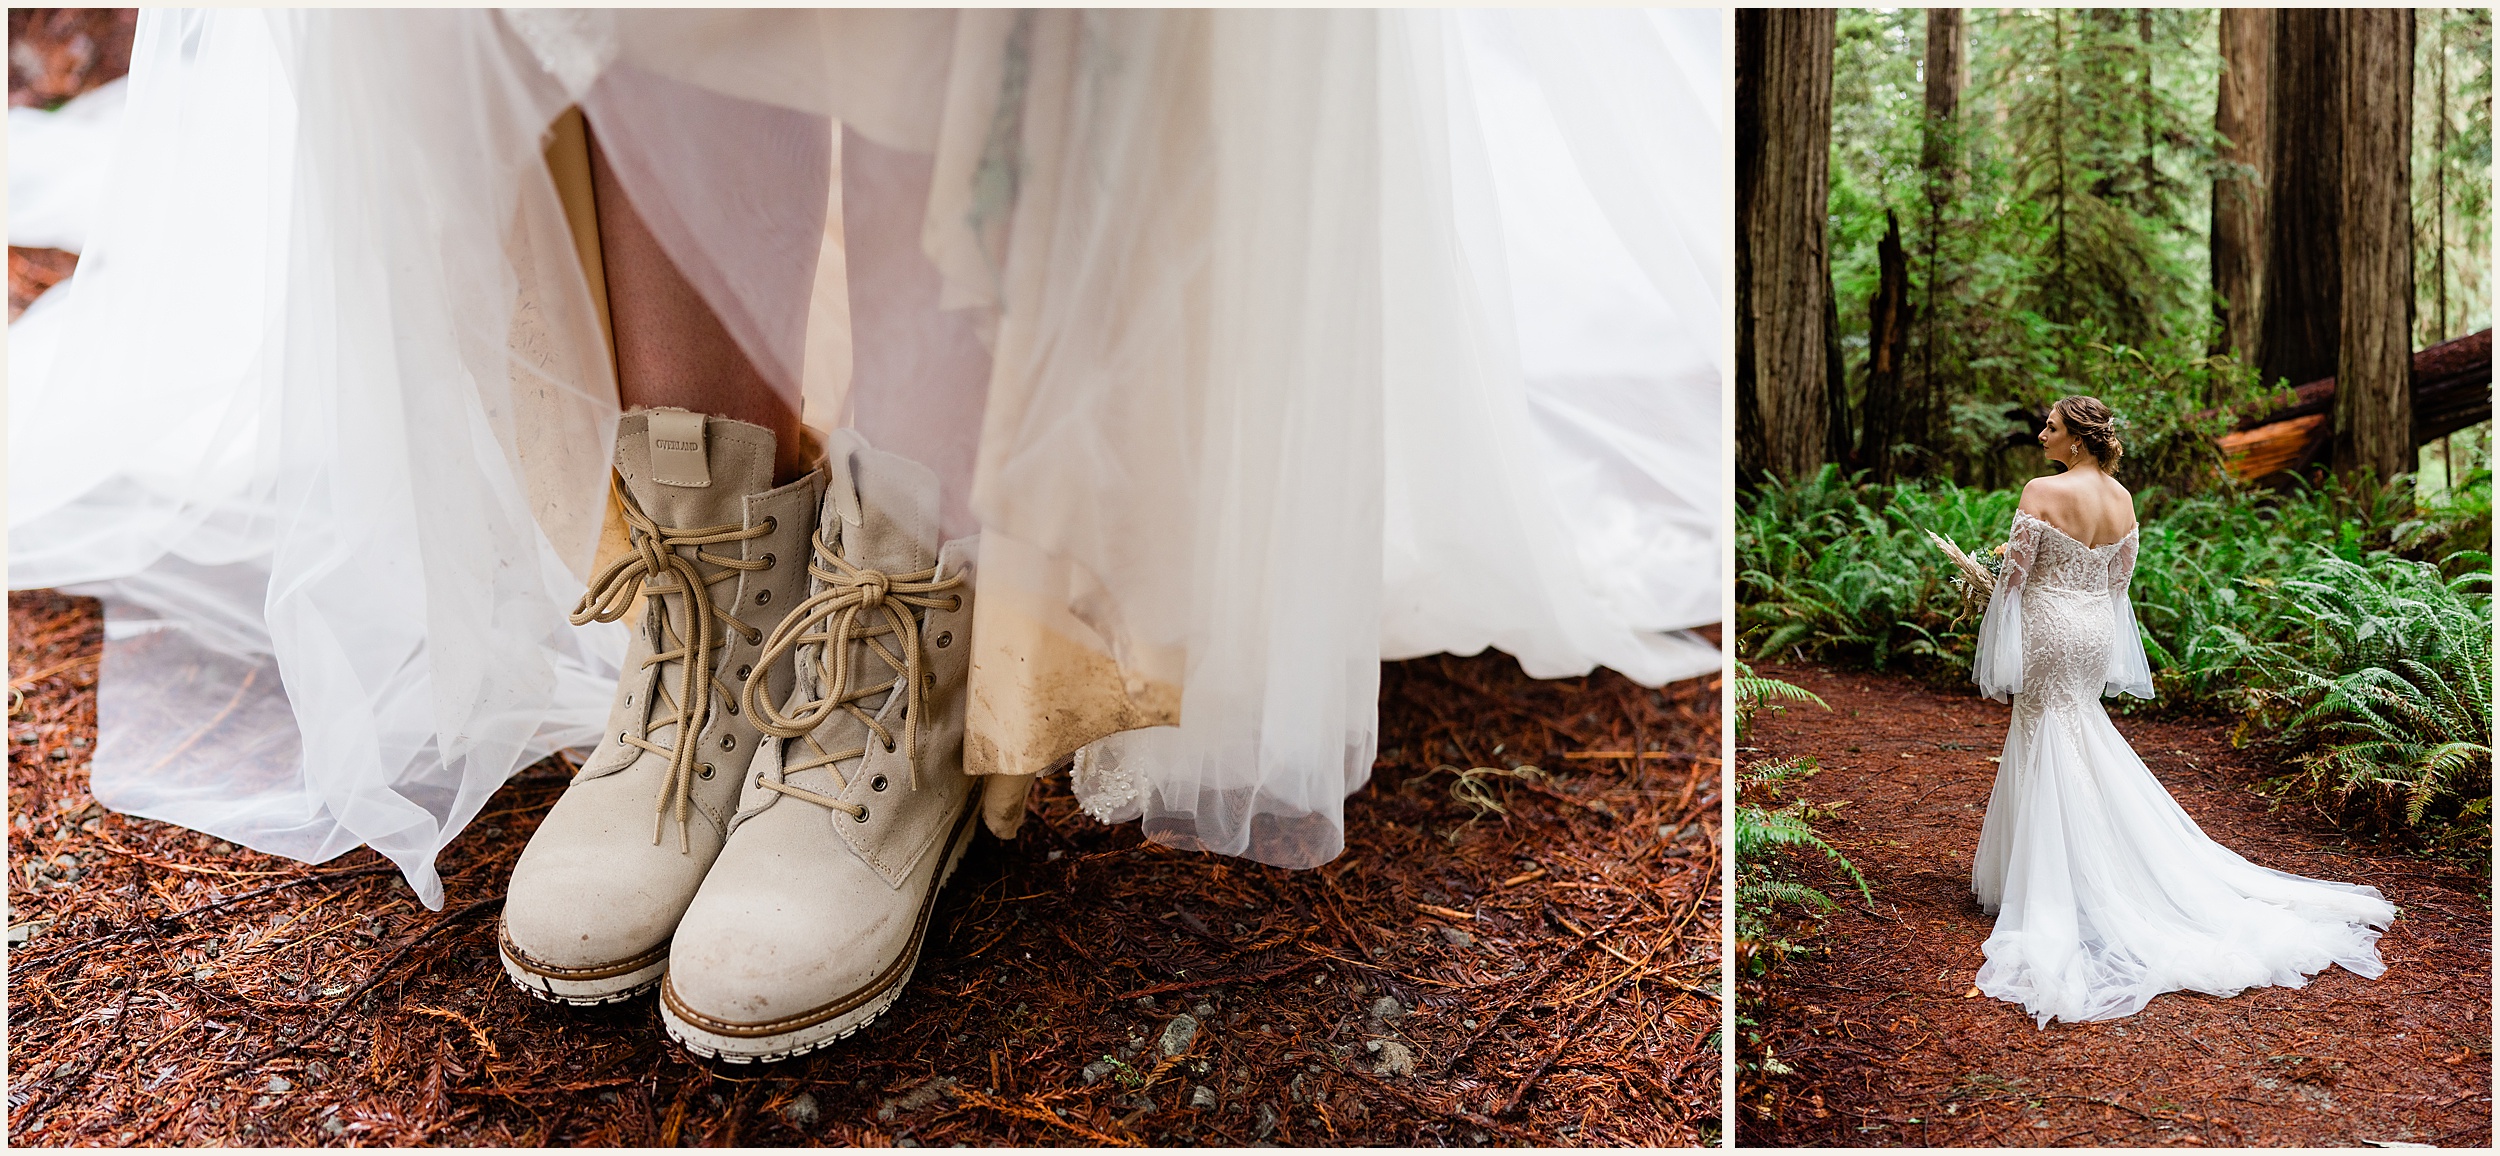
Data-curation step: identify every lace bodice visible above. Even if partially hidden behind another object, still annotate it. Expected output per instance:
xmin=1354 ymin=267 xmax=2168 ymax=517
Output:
xmin=1999 ymin=509 xmax=2137 ymax=598
xmin=1971 ymin=509 xmax=2154 ymax=705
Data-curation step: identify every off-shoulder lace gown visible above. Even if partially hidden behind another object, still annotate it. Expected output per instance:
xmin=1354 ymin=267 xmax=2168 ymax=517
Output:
xmin=1968 ymin=510 xmax=2395 ymax=1027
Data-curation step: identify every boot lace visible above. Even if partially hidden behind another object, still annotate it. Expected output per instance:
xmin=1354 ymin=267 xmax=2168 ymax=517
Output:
xmin=741 ymin=528 xmax=963 ymax=818
xmin=572 ymin=480 xmax=775 ymax=851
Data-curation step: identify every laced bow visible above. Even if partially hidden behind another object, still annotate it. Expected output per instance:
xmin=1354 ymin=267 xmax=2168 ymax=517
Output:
xmin=572 ymin=481 xmax=774 ymax=850
xmin=743 ymin=528 xmax=963 ymax=810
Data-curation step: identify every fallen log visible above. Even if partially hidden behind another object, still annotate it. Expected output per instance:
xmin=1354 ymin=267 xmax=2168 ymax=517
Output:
xmin=2218 ymin=329 xmax=2490 ymax=482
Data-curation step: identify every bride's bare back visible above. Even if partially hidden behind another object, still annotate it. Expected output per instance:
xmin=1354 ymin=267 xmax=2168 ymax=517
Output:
xmin=2021 ymin=403 xmax=2137 ymax=547
xmin=2019 ymin=469 xmax=2135 ymax=548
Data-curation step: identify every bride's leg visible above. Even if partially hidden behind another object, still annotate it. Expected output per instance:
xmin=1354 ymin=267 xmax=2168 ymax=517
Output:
xmin=585 ymin=121 xmax=821 ymax=485
xmin=500 ymin=108 xmax=831 ymax=1005
xmin=839 ymin=124 xmax=993 ymax=542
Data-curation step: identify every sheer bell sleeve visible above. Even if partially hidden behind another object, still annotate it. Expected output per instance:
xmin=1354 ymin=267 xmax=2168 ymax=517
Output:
xmin=2103 ymin=530 xmax=2155 ymax=699
xmin=1970 ymin=511 xmax=2039 ymax=703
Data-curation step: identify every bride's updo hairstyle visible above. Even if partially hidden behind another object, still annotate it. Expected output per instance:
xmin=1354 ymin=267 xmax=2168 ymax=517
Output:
xmin=2052 ymin=395 xmax=2124 ymax=473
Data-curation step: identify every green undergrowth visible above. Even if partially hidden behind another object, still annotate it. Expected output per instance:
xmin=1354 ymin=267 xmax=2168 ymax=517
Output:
xmin=1739 ymin=466 xmax=2493 ymax=868
xmin=1732 ymin=663 xmax=1869 ymax=1111
xmin=1732 ymin=663 xmax=1869 ymax=973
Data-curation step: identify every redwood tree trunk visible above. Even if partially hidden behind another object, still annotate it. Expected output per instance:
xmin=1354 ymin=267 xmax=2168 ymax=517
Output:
xmin=1735 ymin=8 xmax=1837 ymax=482
xmin=2211 ymin=8 xmax=2272 ymax=362
xmin=1736 ymin=11 xmax=1765 ymax=478
xmin=1913 ymin=7 xmax=1966 ymax=466
xmin=1921 ymin=9 xmax=1967 ymax=175
xmin=2259 ymin=9 xmax=2342 ymax=392
xmin=1859 ymin=211 xmax=1913 ymax=482
xmin=1825 ymin=258 xmax=1851 ymax=470
xmin=2138 ymin=9 xmax=2159 ymax=199
xmin=2335 ymin=7 xmax=2413 ymax=478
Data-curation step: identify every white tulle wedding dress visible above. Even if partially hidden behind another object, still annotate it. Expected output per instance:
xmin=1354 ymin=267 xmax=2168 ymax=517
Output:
xmin=9 ymin=9 xmax=1724 ymax=905
xmin=1968 ymin=510 xmax=2396 ymax=1027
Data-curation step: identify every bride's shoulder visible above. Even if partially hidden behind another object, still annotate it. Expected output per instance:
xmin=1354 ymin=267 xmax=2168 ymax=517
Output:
xmin=2099 ymin=475 xmax=2138 ymax=524
xmin=2016 ymin=474 xmax=2066 ymax=515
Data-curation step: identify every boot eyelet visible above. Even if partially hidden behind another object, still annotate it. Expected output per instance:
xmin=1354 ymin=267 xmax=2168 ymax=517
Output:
xmin=853 ymin=807 xmax=870 ymax=823
xmin=761 ymin=552 xmax=776 ymax=569
xmin=756 ymin=589 xmax=772 ymax=606
xmin=946 ymin=595 xmax=963 ymax=612
xmin=618 ymin=731 xmax=629 ymax=744
xmin=872 ymin=775 xmax=889 ymax=792
xmin=761 ymin=516 xmax=777 ymax=534
xmin=736 ymin=664 xmax=753 ymax=681
xmin=698 ymin=763 xmax=717 ymax=781
xmin=725 ymin=701 xmax=739 ymax=715
xmin=624 ymin=693 xmax=633 ymax=706
xmin=719 ymin=734 xmax=737 ymax=751
xmin=884 ymin=741 xmax=897 ymax=754
xmin=935 ymin=632 xmax=952 ymax=649
xmin=923 ymin=673 xmax=936 ymax=691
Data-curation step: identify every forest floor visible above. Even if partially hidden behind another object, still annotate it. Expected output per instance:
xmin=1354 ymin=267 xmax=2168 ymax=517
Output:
xmin=1736 ymin=661 xmax=2491 ymax=1148
xmin=6 ymin=15 xmax=1716 ymax=1145
xmin=8 ymin=7 xmax=131 ymax=320
xmin=7 ymin=592 xmax=1718 ymax=1147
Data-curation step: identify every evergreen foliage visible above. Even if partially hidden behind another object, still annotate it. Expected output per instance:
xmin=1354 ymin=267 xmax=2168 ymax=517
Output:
xmin=1826 ymin=8 xmax=2493 ymax=489
xmin=2273 ymin=553 xmax=2492 ymax=840
xmin=1738 ymin=466 xmax=2493 ymax=861
xmin=2416 ymin=9 xmax=2496 ymax=348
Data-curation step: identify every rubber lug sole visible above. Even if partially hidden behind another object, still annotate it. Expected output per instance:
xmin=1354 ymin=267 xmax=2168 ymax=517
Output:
xmin=659 ymin=807 xmax=978 ymax=1063
xmin=499 ymin=926 xmax=670 ymax=1006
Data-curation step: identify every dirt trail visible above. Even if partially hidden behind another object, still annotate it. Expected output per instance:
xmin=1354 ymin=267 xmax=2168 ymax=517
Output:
xmin=1740 ymin=662 xmax=2491 ymax=1148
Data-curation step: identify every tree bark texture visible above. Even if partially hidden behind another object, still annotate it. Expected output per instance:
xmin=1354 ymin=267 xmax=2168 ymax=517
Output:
xmin=2211 ymin=8 xmax=2273 ymax=361
xmin=1913 ymin=8 xmax=1965 ymax=483
xmin=2335 ymin=6 xmax=2413 ymax=478
xmin=1735 ymin=11 xmax=1765 ymax=479
xmin=1859 ymin=211 xmax=1913 ymax=483
xmin=1735 ymin=8 xmax=1836 ymax=483
xmin=2259 ymin=9 xmax=2341 ymax=392
xmin=1825 ymin=257 xmax=1851 ymax=469
xmin=2138 ymin=9 xmax=2159 ymax=198
xmin=1921 ymin=9 xmax=1967 ymax=176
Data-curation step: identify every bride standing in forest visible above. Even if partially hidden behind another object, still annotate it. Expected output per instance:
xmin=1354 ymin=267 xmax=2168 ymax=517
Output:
xmin=1965 ymin=396 xmax=2397 ymax=1027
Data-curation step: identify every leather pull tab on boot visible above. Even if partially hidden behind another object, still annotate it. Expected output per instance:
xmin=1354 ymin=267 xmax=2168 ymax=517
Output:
xmin=647 ymin=409 xmax=712 ymax=488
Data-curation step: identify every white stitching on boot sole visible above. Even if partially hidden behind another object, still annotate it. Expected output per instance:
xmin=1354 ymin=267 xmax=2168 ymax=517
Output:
xmin=498 ymin=922 xmax=673 ymax=1005
xmin=498 ymin=950 xmax=668 ymax=1006
xmin=658 ymin=800 xmax=979 ymax=1062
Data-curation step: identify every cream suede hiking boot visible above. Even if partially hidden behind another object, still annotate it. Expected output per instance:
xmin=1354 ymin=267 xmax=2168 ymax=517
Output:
xmin=500 ymin=409 xmax=823 ymax=1005
xmin=659 ymin=433 xmax=977 ymax=1062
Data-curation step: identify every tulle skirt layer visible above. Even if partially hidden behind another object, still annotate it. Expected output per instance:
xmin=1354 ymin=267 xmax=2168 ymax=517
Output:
xmin=9 ymin=9 xmax=1724 ymax=899
xmin=1972 ymin=701 xmax=2395 ymax=1027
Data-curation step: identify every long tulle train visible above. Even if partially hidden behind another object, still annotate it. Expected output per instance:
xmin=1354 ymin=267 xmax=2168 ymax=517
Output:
xmin=1972 ymin=704 xmax=2395 ymax=1027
